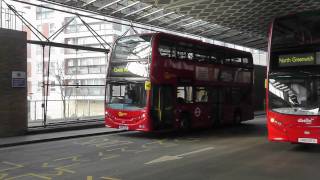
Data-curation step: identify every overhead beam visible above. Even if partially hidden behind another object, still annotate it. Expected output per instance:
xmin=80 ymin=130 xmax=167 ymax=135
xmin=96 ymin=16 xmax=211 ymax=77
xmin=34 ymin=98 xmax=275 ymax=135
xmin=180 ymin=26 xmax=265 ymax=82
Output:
xmin=219 ymin=33 xmax=244 ymax=41
xmin=147 ymin=12 xmax=175 ymax=23
xmin=82 ymin=0 xmax=98 ymax=7
xmin=159 ymin=14 xmax=184 ymax=25
xmin=124 ymin=5 xmax=152 ymax=17
xmin=166 ymin=17 xmax=193 ymax=27
xmin=27 ymin=40 xmax=109 ymax=53
xmin=181 ymin=19 xmax=202 ymax=27
xmin=111 ymin=1 xmax=140 ymax=14
xmin=97 ymin=0 xmax=121 ymax=11
xmin=163 ymin=0 xmax=211 ymax=10
xmin=136 ymin=8 xmax=163 ymax=20
xmin=185 ymin=22 xmax=208 ymax=31
xmin=198 ymin=26 xmax=225 ymax=35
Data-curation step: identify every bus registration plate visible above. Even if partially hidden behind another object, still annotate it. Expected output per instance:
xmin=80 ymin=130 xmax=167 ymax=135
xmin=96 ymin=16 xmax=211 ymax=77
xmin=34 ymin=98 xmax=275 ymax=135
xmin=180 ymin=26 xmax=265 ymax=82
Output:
xmin=298 ymin=138 xmax=318 ymax=144
xmin=119 ymin=125 xmax=128 ymax=130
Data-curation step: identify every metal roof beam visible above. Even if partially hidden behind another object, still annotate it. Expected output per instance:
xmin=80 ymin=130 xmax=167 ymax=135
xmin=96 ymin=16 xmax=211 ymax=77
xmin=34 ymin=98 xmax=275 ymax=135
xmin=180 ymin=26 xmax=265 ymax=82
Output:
xmin=209 ymin=29 xmax=233 ymax=38
xmin=158 ymin=14 xmax=184 ymax=25
xmin=241 ymin=38 xmax=264 ymax=45
xmin=181 ymin=19 xmax=202 ymax=27
xmin=136 ymin=8 xmax=163 ymax=20
xmin=185 ymin=22 xmax=209 ymax=31
xmin=124 ymin=5 xmax=152 ymax=17
xmin=244 ymin=40 xmax=266 ymax=47
xmin=219 ymin=33 xmax=244 ymax=41
xmin=82 ymin=0 xmax=99 ymax=7
xmin=198 ymin=26 xmax=225 ymax=35
xmin=97 ymin=0 xmax=121 ymax=11
xmin=111 ymin=1 xmax=140 ymax=14
xmin=163 ymin=0 xmax=211 ymax=10
xmin=147 ymin=12 xmax=175 ymax=23
xmin=227 ymin=35 xmax=250 ymax=43
xmin=166 ymin=17 xmax=193 ymax=27
xmin=213 ymin=31 xmax=241 ymax=39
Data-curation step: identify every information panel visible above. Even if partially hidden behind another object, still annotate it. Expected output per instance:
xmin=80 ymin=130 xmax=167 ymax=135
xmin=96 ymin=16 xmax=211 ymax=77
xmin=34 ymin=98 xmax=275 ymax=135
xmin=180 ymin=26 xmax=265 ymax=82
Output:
xmin=278 ymin=53 xmax=315 ymax=67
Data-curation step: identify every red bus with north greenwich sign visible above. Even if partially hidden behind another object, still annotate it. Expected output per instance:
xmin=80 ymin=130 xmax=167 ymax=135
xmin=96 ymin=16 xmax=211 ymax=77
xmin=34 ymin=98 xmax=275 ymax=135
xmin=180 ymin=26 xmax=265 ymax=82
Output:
xmin=267 ymin=11 xmax=320 ymax=144
xmin=105 ymin=32 xmax=254 ymax=131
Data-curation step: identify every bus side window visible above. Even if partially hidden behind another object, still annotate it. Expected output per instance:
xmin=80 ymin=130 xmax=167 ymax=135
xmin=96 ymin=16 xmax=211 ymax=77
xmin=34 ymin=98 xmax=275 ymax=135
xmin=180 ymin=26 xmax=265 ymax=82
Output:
xmin=177 ymin=86 xmax=185 ymax=103
xmin=242 ymin=57 xmax=249 ymax=64
xmin=159 ymin=44 xmax=171 ymax=57
xmin=177 ymin=86 xmax=193 ymax=103
xmin=176 ymin=45 xmax=187 ymax=60
xmin=195 ymin=87 xmax=208 ymax=102
xmin=187 ymin=52 xmax=194 ymax=60
xmin=170 ymin=45 xmax=177 ymax=59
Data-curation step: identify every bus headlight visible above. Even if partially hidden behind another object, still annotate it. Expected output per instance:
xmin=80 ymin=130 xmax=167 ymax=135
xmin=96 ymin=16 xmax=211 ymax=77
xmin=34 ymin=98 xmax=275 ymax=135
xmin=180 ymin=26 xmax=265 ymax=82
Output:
xmin=270 ymin=117 xmax=282 ymax=126
xmin=141 ymin=113 xmax=146 ymax=119
xmin=270 ymin=118 xmax=275 ymax=123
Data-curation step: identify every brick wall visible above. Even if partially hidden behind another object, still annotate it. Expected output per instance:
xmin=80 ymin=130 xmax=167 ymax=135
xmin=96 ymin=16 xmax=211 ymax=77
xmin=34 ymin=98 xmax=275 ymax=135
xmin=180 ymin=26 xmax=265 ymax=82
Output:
xmin=0 ymin=28 xmax=27 ymax=137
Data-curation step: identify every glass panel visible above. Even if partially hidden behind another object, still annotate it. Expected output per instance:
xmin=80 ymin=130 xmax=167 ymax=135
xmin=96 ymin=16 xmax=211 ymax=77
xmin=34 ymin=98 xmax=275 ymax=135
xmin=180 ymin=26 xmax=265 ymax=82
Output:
xmin=195 ymin=87 xmax=208 ymax=102
xmin=269 ymin=71 xmax=320 ymax=115
xmin=113 ymin=35 xmax=152 ymax=61
xmin=272 ymin=11 xmax=320 ymax=50
xmin=107 ymin=83 xmax=147 ymax=110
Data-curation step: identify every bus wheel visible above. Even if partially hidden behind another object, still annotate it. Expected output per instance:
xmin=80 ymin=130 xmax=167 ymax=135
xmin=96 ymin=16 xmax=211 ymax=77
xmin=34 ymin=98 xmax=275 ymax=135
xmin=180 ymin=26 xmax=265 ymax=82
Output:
xmin=180 ymin=115 xmax=191 ymax=131
xmin=233 ymin=112 xmax=242 ymax=125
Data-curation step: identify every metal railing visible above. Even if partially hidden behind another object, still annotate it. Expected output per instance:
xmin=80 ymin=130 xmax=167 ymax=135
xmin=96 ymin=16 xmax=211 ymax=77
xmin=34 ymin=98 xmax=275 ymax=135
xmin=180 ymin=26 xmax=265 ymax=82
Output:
xmin=28 ymin=99 xmax=105 ymax=127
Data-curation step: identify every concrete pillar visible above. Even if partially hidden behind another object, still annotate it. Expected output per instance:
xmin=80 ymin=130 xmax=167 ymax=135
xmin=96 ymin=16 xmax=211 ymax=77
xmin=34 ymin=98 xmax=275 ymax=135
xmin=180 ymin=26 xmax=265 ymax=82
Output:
xmin=0 ymin=28 xmax=27 ymax=137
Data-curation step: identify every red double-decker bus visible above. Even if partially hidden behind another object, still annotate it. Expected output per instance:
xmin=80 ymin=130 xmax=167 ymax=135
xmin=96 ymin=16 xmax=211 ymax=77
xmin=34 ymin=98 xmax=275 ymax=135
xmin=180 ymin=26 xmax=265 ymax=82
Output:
xmin=105 ymin=32 xmax=254 ymax=131
xmin=267 ymin=11 xmax=320 ymax=144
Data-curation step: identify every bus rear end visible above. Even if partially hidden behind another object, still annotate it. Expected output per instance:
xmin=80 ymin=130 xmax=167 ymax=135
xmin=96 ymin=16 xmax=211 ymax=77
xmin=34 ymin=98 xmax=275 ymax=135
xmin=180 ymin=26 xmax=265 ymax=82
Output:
xmin=105 ymin=34 xmax=153 ymax=131
xmin=267 ymin=11 xmax=320 ymax=144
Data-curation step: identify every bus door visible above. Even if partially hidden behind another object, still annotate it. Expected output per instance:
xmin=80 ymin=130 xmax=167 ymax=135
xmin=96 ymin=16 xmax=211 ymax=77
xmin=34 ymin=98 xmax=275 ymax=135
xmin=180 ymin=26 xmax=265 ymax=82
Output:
xmin=151 ymin=85 xmax=174 ymax=129
xmin=209 ymin=87 xmax=221 ymax=126
xmin=193 ymin=87 xmax=211 ymax=127
xmin=221 ymin=87 xmax=233 ymax=123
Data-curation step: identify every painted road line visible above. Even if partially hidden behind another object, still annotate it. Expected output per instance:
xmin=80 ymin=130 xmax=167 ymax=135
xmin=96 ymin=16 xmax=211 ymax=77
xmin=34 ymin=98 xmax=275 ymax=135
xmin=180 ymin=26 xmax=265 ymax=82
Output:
xmin=145 ymin=147 xmax=214 ymax=165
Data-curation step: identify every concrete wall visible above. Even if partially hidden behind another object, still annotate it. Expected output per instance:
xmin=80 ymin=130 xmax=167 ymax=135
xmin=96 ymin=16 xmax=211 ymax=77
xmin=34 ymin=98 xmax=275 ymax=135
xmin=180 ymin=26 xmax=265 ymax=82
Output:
xmin=253 ymin=65 xmax=267 ymax=111
xmin=0 ymin=28 xmax=27 ymax=137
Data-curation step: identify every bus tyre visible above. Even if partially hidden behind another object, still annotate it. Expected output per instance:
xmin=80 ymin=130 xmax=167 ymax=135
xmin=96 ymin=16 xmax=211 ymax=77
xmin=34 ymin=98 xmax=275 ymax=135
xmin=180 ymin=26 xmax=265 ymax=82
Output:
xmin=233 ymin=112 xmax=242 ymax=125
xmin=180 ymin=115 xmax=191 ymax=131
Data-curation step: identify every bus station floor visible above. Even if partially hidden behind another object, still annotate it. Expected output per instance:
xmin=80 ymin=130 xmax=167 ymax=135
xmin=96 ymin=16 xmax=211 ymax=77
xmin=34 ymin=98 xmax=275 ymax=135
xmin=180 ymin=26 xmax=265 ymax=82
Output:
xmin=2 ymin=112 xmax=320 ymax=180
xmin=0 ymin=127 xmax=123 ymax=148
xmin=0 ymin=111 xmax=265 ymax=148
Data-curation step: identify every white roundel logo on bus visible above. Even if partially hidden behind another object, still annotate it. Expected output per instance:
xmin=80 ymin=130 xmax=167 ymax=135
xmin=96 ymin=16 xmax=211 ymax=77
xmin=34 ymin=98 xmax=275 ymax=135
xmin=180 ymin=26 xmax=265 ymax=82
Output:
xmin=194 ymin=107 xmax=201 ymax=117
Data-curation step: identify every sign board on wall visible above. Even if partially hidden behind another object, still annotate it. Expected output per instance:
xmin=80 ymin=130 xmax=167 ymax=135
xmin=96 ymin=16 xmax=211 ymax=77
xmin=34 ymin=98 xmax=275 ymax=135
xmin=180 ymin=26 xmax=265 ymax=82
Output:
xmin=12 ymin=71 xmax=26 ymax=88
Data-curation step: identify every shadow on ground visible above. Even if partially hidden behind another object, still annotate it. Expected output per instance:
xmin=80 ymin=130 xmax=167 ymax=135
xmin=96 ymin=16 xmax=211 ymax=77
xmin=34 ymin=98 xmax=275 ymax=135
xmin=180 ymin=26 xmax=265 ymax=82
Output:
xmin=117 ymin=117 xmax=267 ymax=140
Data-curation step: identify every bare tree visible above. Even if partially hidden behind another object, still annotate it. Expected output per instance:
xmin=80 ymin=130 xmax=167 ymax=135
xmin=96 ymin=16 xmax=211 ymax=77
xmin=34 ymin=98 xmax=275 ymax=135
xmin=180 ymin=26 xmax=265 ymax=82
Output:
xmin=55 ymin=61 xmax=73 ymax=120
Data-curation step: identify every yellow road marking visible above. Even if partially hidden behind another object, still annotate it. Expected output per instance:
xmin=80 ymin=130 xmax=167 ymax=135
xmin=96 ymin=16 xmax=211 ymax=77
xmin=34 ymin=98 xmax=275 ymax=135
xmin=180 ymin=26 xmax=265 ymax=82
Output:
xmin=87 ymin=176 xmax=93 ymax=180
xmin=0 ymin=162 xmax=23 ymax=172
xmin=100 ymin=177 xmax=121 ymax=180
xmin=5 ymin=173 xmax=52 ymax=180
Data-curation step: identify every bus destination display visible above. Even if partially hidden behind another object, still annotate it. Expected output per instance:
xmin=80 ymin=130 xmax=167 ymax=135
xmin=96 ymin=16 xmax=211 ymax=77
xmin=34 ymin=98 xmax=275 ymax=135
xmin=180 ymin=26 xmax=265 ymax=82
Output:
xmin=278 ymin=53 xmax=315 ymax=67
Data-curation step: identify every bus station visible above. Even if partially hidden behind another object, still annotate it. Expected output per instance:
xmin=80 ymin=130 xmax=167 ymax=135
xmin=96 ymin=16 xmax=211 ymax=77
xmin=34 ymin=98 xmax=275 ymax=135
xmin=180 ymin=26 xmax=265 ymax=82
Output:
xmin=0 ymin=0 xmax=320 ymax=179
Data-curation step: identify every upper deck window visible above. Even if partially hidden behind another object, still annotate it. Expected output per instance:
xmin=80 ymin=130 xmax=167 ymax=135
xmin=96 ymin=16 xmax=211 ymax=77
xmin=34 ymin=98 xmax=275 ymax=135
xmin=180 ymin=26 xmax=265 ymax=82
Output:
xmin=157 ymin=39 xmax=252 ymax=67
xmin=113 ymin=35 xmax=152 ymax=61
xmin=272 ymin=11 xmax=320 ymax=50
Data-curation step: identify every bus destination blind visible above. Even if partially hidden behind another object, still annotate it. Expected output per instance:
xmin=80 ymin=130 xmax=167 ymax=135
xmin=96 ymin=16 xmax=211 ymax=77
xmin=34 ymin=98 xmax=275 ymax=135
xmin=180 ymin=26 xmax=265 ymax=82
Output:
xmin=278 ymin=53 xmax=315 ymax=67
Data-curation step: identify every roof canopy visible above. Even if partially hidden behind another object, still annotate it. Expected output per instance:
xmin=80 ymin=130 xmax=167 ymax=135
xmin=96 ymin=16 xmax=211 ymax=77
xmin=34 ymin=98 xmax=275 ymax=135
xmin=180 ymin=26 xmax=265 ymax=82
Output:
xmin=45 ymin=0 xmax=320 ymax=50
